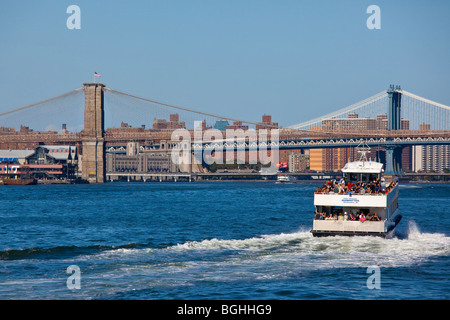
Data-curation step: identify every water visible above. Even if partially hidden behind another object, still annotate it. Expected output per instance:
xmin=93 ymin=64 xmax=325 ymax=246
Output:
xmin=0 ymin=182 xmax=449 ymax=300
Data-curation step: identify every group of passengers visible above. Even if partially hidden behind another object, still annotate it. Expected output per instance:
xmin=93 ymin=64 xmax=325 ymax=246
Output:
xmin=315 ymin=176 xmax=397 ymax=195
xmin=313 ymin=211 xmax=382 ymax=222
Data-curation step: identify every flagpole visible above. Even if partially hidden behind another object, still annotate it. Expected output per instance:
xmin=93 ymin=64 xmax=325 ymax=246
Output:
xmin=93 ymin=72 xmax=101 ymax=83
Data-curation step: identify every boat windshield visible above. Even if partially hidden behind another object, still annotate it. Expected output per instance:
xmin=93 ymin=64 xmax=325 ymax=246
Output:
xmin=347 ymin=172 xmax=380 ymax=183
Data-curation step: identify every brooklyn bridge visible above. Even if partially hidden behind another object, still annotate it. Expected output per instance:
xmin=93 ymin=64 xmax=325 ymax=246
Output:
xmin=0 ymin=82 xmax=449 ymax=183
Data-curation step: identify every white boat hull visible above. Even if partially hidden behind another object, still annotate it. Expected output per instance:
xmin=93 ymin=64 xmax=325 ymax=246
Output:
xmin=311 ymin=210 xmax=402 ymax=238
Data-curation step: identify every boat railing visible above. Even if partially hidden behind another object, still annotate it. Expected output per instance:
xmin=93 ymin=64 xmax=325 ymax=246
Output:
xmin=312 ymin=219 xmax=386 ymax=233
xmin=314 ymin=180 xmax=398 ymax=196
xmin=315 ymin=217 xmax=386 ymax=222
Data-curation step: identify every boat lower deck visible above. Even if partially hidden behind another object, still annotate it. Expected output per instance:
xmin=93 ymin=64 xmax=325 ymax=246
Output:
xmin=313 ymin=219 xmax=384 ymax=232
xmin=311 ymin=214 xmax=402 ymax=238
xmin=311 ymin=230 xmax=387 ymax=237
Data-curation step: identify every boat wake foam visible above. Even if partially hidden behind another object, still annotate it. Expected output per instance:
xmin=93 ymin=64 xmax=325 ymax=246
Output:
xmin=170 ymin=230 xmax=310 ymax=252
xmin=5 ymin=222 xmax=446 ymax=300
xmin=7 ymin=221 xmax=447 ymax=274
xmin=162 ymin=221 xmax=450 ymax=269
xmin=0 ymin=243 xmax=147 ymax=261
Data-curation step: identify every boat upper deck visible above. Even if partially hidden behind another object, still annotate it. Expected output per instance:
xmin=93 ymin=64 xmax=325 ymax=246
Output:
xmin=314 ymin=143 xmax=399 ymax=207
xmin=315 ymin=153 xmax=398 ymax=198
xmin=314 ymin=177 xmax=398 ymax=209
xmin=315 ymin=179 xmax=397 ymax=196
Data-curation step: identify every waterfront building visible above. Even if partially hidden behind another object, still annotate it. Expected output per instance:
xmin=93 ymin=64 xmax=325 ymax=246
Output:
xmin=412 ymin=145 xmax=450 ymax=173
xmin=106 ymin=141 xmax=178 ymax=175
xmin=226 ymin=121 xmax=249 ymax=131
xmin=256 ymin=115 xmax=278 ymax=130
xmin=320 ymin=113 xmax=409 ymax=131
xmin=152 ymin=113 xmax=186 ymax=130
xmin=308 ymin=114 xmax=409 ymax=172
xmin=288 ymin=151 xmax=310 ymax=172
xmin=213 ymin=119 xmax=229 ymax=131
xmin=0 ymin=149 xmax=35 ymax=164
xmin=26 ymin=145 xmax=77 ymax=165
xmin=0 ymin=145 xmax=78 ymax=179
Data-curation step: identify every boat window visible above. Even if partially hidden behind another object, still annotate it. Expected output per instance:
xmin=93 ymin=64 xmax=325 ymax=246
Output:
xmin=360 ymin=208 xmax=370 ymax=215
xmin=331 ymin=206 xmax=343 ymax=215
xmin=316 ymin=206 xmax=330 ymax=214
xmin=346 ymin=208 xmax=387 ymax=220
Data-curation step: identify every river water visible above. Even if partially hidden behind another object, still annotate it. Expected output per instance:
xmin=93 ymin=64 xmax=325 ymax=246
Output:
xmin=0 ymin=182 xmax=449 ymax=299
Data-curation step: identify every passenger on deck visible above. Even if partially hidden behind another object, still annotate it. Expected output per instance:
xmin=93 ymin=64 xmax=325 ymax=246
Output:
xmin=359 ymin=213 xmax=366 ymax=222
xmin=338 ymin=213 xmax=344 ymax=221
xmin=313 ymin=211 xmax=321 ymax=220
xmin=375 ymin=179 xmax=381 ymax=193
xmin=370 ymin=212 xmax=381 ymax=221
xmin=349 ymin=213 xmax=356 ymax=221
xmin=315 ymin=176 xmax=397 ymax=195
xmin=333 ymin=184 xmax=339 ymax=193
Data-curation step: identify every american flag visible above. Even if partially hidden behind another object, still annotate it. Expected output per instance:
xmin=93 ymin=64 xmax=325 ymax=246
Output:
xmin=94 ymin=72 xmax=101 ymax=77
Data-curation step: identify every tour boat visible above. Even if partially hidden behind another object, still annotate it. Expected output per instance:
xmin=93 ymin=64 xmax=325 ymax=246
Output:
xmin=0 ymin=177 xmax=37 ymax=185
xmin=311 ymin=144 xmax=402 ymax=238
xmin=0 ymin=162 xmax=37 ymax=185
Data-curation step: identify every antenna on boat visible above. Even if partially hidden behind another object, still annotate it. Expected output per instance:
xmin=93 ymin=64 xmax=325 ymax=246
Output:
xmin=356 ymin=140 xmax=371 ymax=162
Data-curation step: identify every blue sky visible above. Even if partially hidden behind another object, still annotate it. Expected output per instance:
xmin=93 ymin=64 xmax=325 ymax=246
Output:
xmin=1 ymin=0 xmax=449 ymax=127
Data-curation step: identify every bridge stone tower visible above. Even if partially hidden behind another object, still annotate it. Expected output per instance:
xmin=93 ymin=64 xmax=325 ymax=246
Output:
xmin=387 ymin=85 xmax=402 ymax=131
xmin=82 ymin=83 xmax=105 ymax=183
xmin=386 ymin=85 xmax=403 ymax=175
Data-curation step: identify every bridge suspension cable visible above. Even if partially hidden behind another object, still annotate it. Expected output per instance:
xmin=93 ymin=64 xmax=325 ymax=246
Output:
xmin=399 ymin=90 xmax=450 ymax=111
xmin=400 ymin=90 xmax=450 ymax=130
xmin=103 ymin=87 xmax=261 ymax=126
xmin=288 ymin=91 xmax=388 ymax=130
xmin=0 ymin=88 xmax=84 ymax=118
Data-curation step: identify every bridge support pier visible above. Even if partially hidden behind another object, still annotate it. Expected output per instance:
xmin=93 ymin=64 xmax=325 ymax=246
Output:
xmin=384 ymin=145 xmax=403 ymax=175
xmin=81 ymin=83 xmax=106 ymax=183
xmin=387 ymin=85 xmax=402 ymax=130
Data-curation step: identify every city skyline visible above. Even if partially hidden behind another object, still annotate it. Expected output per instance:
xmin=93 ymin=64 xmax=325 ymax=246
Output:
xmin=1 ymin=1 xmax=450 ymax=127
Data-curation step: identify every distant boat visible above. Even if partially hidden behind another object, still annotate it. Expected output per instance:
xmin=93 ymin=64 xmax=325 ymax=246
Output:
xmin=0 ymin=161 xmax=37 ymax=185
xmin=0 ymin=177 xmax=37 ymax=185
xmin=276 ymin=174 xmax=294 ymax=184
